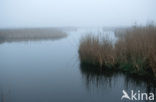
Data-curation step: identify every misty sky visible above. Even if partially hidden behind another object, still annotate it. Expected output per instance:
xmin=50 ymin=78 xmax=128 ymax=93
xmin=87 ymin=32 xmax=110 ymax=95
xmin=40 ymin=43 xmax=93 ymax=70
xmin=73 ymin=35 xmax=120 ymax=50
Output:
xmin=0 ymin=0 xmax=156 ymax=28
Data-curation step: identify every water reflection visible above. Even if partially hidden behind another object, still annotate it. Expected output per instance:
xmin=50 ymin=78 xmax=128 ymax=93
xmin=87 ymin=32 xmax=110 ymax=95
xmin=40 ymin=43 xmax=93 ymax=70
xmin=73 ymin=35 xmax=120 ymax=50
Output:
xmin=0 ymin=28 xmax=156 ymax=102
xmin=80 ymin=64 xmax=156 ymax=98
xmin=80 ymin=64 xmax=118 ymax=89
xmin=0 ymin=88 xmax=12 ymax=102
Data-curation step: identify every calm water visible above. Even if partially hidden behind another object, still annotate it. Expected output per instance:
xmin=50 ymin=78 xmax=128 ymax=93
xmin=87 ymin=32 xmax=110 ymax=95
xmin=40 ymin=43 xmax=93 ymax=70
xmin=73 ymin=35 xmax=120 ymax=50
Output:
xmin=0 ymin=28 xmax=155 ymax=102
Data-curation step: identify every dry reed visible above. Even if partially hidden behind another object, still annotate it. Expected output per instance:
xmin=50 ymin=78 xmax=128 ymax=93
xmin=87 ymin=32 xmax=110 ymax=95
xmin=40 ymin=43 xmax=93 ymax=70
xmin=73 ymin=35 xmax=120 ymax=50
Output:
xmin=79 ymin=25 xmax=156 ymax=77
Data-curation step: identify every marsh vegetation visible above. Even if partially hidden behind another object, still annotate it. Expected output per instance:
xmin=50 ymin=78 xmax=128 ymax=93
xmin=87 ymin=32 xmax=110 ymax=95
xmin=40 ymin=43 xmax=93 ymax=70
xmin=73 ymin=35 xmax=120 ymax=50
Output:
xmin=79 ymin=25 xmax=156 ymax=78
xmin=0 ymin=28 xmax=67 ymax=43
xmin=0 ymin=28 xmax=156 ymax=102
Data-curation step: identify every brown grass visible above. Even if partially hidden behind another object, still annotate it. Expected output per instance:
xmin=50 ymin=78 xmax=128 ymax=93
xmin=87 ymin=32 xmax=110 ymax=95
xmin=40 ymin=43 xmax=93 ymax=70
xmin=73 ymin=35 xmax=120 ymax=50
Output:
xmin=0 ymin=28 xmax=67 ymax=43
xmin=79 ymin=25 xmax=156 ymax=77
xmin=79 ymin=35 xmax=115 ymax=68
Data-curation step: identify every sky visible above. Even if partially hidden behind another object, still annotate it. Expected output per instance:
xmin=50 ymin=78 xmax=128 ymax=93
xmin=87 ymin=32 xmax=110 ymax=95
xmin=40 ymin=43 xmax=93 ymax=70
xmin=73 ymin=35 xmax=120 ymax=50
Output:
xmin=0 ymin=0 xmax=156 ymax=28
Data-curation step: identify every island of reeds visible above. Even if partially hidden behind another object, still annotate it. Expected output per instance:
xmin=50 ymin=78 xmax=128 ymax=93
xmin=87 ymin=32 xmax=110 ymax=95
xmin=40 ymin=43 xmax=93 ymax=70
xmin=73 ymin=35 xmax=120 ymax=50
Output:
xmin=79 ymin=25 xmax=156 ymax=78
xmin=0 ymin=28 xmax=67 ymax=44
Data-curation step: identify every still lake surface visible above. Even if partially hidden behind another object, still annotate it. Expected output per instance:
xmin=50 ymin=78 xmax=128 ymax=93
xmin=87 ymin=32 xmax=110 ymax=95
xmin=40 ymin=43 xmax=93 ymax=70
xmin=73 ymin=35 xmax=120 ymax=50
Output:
xmin=0 ymin=28 xmax=155 ymax=102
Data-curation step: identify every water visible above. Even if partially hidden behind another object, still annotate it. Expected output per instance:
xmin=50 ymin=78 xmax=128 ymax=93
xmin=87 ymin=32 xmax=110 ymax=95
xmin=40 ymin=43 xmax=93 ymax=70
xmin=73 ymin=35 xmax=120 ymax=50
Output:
xmin=0 ymin=28 xmax=155 ymax=102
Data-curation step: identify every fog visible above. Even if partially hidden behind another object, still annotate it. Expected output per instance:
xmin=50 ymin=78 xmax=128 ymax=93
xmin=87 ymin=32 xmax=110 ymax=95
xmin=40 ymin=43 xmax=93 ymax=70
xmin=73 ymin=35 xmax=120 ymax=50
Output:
xmin=0 ymin=0 xmax=156 ymax=28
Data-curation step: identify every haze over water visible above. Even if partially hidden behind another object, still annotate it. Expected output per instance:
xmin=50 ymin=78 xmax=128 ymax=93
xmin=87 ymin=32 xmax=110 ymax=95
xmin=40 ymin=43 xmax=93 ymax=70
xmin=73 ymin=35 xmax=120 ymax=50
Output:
xmin=0 ymin=0 xmax=156 ymax=28
xmin=0 ymin=0 xmax=156 ymax=102
xmin=0 ymin=29 xmax=155 ymax=102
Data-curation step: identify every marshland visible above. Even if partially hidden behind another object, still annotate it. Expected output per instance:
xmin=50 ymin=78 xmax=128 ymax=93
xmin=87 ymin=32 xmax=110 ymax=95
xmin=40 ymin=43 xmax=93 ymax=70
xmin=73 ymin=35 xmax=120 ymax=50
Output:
xmin=79 ymin=25 xmax=156 ymax=78
xmin=0 ymin=27 xmax=156 ymax=102
xmin=1 ymin=0 xmax=156 ymax=102
xmin=0 ymin=28 xmax=67 ymax=43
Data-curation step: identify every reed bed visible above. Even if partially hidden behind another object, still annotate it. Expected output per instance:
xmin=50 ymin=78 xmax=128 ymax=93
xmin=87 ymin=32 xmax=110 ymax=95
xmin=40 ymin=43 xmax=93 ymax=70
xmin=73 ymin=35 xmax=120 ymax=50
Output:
xmin=0 ymin=28 xmax=67 ymax=43
xmin=79 ymin=25 xmax=156 ymax=77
